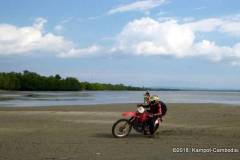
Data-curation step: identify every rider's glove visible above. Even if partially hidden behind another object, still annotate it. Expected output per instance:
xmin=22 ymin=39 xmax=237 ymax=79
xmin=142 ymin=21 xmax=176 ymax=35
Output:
xmin=148 ymin=114 xmax=154 ymax=118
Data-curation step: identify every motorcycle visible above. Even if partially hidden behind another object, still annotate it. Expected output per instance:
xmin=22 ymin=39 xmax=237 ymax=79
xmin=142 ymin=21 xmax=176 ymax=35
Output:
xmin=112 ymin=105 xmax=162 ymax=138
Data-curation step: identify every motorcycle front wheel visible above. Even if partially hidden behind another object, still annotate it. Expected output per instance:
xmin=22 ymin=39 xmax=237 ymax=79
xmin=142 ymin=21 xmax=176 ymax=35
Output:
xmin=112 ymin=119 xmax=132 ymax=138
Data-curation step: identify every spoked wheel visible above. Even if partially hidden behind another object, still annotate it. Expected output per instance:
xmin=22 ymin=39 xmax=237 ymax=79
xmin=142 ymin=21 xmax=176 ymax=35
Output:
xmin=112 ymin=119 xmax=132 ymax=138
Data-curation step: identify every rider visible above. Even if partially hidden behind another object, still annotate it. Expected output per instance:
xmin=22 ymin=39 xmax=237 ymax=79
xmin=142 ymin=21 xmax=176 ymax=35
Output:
xmin=144 ymin=91 xmax=150 ymax=104
xmin=142 ymin=95 xmax=162 ymax=136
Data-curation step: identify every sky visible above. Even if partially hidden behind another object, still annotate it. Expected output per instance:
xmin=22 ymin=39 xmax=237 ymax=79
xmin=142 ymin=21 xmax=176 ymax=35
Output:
xmin=1 ymin=0 xmax=240 ymax=89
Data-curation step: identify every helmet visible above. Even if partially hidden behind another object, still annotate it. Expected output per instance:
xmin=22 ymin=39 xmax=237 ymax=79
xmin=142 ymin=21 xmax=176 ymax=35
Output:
xmin=145 ymin=91 xmax=150 ymax=96
xmin=150 ymin=95 xmax=159 ymax=102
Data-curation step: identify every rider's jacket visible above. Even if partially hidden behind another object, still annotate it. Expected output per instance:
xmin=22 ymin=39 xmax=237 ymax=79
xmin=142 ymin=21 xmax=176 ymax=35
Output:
xmin=150 ymin=102 xmax=162 ymax=115
xmin=143 ymin=102 xmax=162 ymax=116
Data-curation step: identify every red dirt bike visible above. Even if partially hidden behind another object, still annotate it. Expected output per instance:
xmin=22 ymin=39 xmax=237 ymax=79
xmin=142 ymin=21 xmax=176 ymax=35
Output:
xmin=112 ymin=105 xmax=162 ymax=138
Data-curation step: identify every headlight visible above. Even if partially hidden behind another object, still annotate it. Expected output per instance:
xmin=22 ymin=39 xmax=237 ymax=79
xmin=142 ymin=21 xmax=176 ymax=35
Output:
xmin=137 ymin=106 xmax=145 ymax=113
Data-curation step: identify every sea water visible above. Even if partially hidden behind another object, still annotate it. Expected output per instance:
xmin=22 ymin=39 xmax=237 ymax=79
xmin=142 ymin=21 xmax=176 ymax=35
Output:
xmin=0 ymin=90 xmax=240 ymax=107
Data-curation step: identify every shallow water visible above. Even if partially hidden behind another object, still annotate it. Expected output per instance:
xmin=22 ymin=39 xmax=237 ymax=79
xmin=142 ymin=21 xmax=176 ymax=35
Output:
xmin=0 ymin=90 xmax=240 ymax=107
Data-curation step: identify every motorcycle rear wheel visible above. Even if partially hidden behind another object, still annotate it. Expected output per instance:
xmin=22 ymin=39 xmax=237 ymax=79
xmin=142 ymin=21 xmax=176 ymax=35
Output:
xmin=112 ymin=119 xmax=132 ymax=138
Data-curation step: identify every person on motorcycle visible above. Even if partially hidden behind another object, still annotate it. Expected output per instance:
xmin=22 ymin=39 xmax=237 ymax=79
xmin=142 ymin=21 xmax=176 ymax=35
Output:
xmin=142 ymin=95 xmax=162 ymax=136
xmin=148 ymin=95 xmax=162 ymax=135
xmin=144 ymin=91 xmax=150 ymax=104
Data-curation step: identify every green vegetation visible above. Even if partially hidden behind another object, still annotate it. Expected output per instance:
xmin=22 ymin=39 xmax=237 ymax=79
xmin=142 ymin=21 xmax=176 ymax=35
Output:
xmin=0 ymin=71 xmax=143 ymax=91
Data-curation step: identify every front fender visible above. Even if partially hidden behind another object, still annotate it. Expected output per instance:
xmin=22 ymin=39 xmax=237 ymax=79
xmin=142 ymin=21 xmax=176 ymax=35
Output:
xmin=122 ymin=112 xmax=136 ymax=117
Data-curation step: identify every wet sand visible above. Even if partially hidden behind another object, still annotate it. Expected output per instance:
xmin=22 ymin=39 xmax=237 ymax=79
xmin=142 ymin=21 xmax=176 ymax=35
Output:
xmin=0 ymin=103 xmax=239 ymax=160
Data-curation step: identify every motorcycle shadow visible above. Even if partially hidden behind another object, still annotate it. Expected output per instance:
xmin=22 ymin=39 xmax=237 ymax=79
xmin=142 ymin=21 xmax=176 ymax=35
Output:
xmin=93 ymin=133 xmax=114 ymax=138
xmin=93 ymin=133 xmax=155 ymax=139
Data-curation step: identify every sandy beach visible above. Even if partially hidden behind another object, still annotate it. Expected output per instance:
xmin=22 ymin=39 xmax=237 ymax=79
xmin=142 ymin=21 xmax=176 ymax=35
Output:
xmin=0 ymin=103 xmax=239 ymax=160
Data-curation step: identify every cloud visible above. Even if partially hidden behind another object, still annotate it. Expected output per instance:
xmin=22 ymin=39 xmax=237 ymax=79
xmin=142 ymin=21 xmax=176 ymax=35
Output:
xmin=54 ymin=25 xmax=64 ymax=32
xmin=0 ymin=18 xmax=100 ymax=57
xmin=60 ymin=17 xmax=73 ymax=24
xmin=115 ymin=18 xmax=194 ymax=56
xmin=1 ymin=15 xmax=240 ymax=64
xmin=33 ymin=17 xmax=47 ymax=30
xmin=185 ymin=17 xmax=240 ymax=36
xmin=108 ymin=0 xmax=167 ymax=15
xmin=58 ymin=45 xmax=102 ymax=58
xmin=219 ymin=21 xmax=240 ymax=36
xmin=113 ymin=16 xmax=240 ymax=63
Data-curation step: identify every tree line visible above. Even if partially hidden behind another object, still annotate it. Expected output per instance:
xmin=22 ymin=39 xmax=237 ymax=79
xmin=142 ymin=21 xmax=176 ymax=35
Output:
xmin=0 ymin=71 xmax=143 ymax=91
